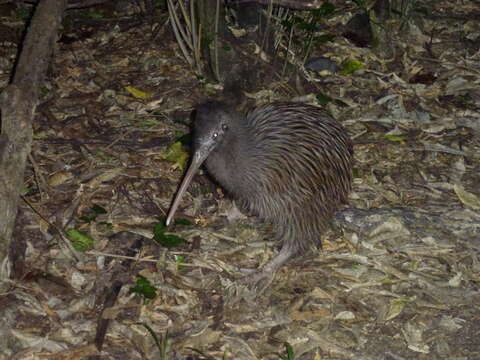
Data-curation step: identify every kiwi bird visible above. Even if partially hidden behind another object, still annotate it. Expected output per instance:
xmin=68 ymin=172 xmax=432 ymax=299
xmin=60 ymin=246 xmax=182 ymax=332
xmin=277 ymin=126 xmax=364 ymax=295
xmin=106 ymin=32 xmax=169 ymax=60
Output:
xmin=166 ymin=101 xmax=354 ymax=282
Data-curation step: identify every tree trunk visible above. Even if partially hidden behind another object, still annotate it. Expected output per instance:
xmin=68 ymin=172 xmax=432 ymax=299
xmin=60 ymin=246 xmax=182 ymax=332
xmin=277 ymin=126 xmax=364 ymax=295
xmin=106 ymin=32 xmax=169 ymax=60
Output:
xmin=0 ymin=0 xmax=67 ymax=290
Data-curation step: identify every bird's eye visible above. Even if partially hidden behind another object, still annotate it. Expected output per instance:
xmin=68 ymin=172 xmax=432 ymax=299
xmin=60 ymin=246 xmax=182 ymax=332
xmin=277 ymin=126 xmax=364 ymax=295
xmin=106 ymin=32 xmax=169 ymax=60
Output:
xmin=212 ymin=132 xmax=218 ymax=139
xmin=222 ymin=123 xmax=228 ymax=131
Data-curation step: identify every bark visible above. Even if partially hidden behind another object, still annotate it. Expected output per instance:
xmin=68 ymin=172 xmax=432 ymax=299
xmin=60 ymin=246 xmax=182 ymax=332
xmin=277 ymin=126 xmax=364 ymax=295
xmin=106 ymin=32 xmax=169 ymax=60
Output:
xmin=0 ymin=0 xmax=67 ymax=290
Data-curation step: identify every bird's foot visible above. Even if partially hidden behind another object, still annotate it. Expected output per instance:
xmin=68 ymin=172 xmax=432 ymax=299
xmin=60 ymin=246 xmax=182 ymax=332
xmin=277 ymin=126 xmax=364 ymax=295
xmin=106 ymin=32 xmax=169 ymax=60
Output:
xmin=226 ymin=246 xmax=296 ymax=303
xmin=241 ymin=268 xmax=276 ymax=292
xmin=225 ymin=268 xmax=277 ymax=304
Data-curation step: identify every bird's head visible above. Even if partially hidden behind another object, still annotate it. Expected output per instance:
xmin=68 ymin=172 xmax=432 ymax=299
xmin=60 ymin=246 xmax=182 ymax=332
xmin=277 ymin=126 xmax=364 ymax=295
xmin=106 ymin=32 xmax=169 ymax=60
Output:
xmin=166 ymin=101 xmax=234 ymax=226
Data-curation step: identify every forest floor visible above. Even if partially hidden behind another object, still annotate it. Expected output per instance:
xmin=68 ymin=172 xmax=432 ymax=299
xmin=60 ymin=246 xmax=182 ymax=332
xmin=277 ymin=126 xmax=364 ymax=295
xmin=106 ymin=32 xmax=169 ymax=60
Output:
xmin=0 ymin=1 xmax=479 ymax=359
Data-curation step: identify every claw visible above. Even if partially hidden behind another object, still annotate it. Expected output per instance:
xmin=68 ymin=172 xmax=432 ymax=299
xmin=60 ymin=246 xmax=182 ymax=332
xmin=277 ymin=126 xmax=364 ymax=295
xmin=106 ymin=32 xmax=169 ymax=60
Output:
xmin=226 ymin=245 xmax=297 ymax=302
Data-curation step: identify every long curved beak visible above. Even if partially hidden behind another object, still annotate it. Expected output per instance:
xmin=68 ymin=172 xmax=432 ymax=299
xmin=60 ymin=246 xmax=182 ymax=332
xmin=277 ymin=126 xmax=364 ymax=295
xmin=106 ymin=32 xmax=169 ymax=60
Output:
xmin=166 ymin=150 xmax=210 ymax=226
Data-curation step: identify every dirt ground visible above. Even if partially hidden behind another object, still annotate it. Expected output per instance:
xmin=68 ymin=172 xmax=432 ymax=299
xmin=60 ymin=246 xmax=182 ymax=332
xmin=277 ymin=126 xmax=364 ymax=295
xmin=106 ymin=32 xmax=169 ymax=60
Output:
xmin=0 ymin=1 xmax=479 ymax=359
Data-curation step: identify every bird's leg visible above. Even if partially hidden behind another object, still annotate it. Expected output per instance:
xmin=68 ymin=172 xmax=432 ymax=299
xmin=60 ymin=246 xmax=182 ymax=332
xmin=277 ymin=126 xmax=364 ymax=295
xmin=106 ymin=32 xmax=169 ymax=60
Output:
xmin=260 ymin=244 xmax=296 ymax=275
xmin=226 ymin=200 xmax=248 ymax=222
xmin=240 ymin=244 xmax=297 ymax=293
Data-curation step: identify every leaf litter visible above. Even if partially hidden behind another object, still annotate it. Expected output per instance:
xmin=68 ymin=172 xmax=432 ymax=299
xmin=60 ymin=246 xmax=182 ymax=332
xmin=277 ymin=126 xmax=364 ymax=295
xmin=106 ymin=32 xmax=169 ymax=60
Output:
xmin=0 ymin=1 xmax=479 ymax=359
